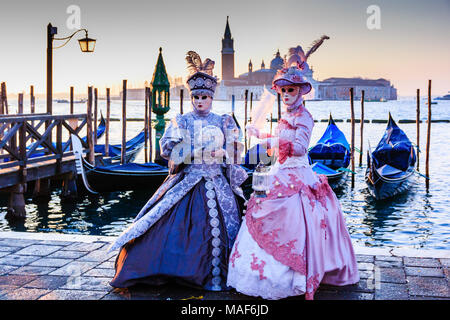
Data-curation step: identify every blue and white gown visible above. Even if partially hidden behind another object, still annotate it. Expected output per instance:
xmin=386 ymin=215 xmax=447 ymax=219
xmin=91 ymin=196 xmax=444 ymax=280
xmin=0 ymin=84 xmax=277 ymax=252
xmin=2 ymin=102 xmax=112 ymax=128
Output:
xmin=109 ymin=110 xmax=247 ymax=291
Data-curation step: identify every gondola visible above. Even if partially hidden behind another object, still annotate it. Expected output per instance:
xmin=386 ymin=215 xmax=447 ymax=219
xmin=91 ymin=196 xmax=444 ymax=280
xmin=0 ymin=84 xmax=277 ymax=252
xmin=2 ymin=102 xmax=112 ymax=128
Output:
xmin=308 ymin=114 xmax=351 ymax=189
xmin=72 ymin=134 xmax=167 ymax=193
xmin=365 ymin=113 xmax=416 ymax=200
xmin=94 ymin=129 xmax=146 ymax=164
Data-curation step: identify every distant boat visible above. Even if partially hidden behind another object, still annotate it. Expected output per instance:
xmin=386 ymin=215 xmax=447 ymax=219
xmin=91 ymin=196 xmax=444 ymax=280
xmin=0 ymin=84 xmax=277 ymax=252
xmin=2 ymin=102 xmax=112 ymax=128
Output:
xmin=365 ymin=113 xmax=416 ymax=200
xmin=54 ymin=98 xmax=87 ymax=103
xmin=308 ymin=114 xmax=351 ymax=189
xmin=435 ymin=94 xmax=450 ymax=101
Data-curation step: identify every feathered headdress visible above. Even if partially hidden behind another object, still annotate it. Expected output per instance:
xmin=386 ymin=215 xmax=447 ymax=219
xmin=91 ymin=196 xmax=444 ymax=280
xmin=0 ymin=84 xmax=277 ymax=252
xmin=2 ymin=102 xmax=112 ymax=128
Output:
xmin=273 ymin=35 xmax=329 ymax=95
xmin=186 ymin=51 xmax=215 ymax=77
xmin=185 ymin=51 xmax=217 ymax=96
xmin=284 ymin=35 xmax=330 ymax=70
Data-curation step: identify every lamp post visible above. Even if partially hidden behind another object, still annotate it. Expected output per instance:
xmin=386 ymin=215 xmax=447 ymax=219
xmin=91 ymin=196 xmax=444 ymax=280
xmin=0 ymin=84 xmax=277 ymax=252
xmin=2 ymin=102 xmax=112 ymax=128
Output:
xmin=46 ymin=23 xmax=96 ymax=140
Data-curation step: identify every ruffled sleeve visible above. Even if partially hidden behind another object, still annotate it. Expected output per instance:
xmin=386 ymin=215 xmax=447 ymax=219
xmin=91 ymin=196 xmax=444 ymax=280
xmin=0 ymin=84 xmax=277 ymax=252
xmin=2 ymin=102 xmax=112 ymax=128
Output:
xmin=292 ymin=110 xmax=314 ymax=157
xmin=159 ymin=114 xmax=186 ymax=160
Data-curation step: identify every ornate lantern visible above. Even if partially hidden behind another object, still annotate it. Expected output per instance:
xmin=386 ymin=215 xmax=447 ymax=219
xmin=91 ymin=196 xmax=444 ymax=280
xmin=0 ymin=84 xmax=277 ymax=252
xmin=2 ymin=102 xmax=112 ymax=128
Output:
xmin=252 ymin=162 xmax=270 ymax=197
xmin=151 ymin=47 xmax=171 ymax=164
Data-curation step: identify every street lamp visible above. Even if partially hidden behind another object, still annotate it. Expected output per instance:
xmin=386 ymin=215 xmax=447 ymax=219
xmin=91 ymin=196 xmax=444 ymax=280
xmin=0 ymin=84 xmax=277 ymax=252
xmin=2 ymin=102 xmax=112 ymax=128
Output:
xmin=46 ymin=23 xmax=96 ymax=117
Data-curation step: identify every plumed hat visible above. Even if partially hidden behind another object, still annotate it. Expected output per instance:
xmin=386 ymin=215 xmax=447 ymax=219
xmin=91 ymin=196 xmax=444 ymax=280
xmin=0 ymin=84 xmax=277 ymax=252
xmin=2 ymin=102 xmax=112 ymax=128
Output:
xmin=272 ymin=35 xmax=330 ymax=95
xmin=185 ymin=51 xmax=218 ymax=97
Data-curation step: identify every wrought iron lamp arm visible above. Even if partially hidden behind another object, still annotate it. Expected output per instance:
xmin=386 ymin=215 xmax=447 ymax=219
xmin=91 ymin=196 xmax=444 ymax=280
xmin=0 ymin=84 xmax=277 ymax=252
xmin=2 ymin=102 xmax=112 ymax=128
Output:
xmin=53 ymin=29 xmax=88 ymax=49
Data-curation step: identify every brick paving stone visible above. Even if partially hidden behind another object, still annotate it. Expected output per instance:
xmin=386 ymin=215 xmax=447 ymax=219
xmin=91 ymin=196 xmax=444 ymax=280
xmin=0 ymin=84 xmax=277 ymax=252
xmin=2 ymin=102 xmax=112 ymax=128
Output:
xmin=358 ymin=270 xmax=373 ymax=280
xmin=33 ymin=240 xmax=73 ymax=247
xmin=375 ymin=260 xmax=403 ymax=268
xmin=404 ymin=257 xmax=441 ymax=268
xmin=356 ymin=255 xmax=374 ymax=263
xmin=0 ymin=254 xmax=40 ymax=266
xmin=84 ymin=268 xmax=115 ymax=278
xmin=0 ymin=246 xmax=19 ymax=252
xmin=29 ymin=258 xmax=72 ymax=268
xmin=47 ymin=250 xmax=87 ymax=259
xmin=0 ymin=239 xmax=36 ymax=247
xmin=375 ymin=255 xmax=403 ymax=262
xmin=378 ymin=267 xmax=406 ymax=284
xmin=48 ymin=261 xmax=99 ymax=276
xmin=439 ymin=258 xmax=450 ymax=268
xmin=0 ymin=274 xmax=37 ymax=286
xmin=97 ymin=261 xmax=114 ymax=269
xmin=314 ymin=290 xmax=374 ymax=300
xmin=62 ymin=242 xmax=105 ymax=252
xmin=409 ymin=296 xmax=450 ymax=300
xmin=24 ymin=276 xmax=69 ymax=290
xmin=0 ymin=265 xmax=18 ymax=276
xmin=60 ymin=276 xmax=112 ymax=292
xmin=405 ymin=267 xmax=444 ymax=278
xmin=10 ymin=266 xmax=56 ymax=276
xmin=39 ymin=289 xmax=108 ymax=300
xmin=76 ymin=249 xmax=115 ymax=262
xmin=0 ymin=285 xmax=20 ymax=298
xmin=357 ymin=262 xmax=374 ymax=271
xmin=1 ymin=288 xmax=50 ymax=300
xmin=407 ymin=276 xmax=450 ymax=297
xmin=374 ymin=282 xmax=409 ymax=300
xmin=14 ymin=245 xmax=63 ymax=256
xmin=321 ymin=279 xmax=374 ymax=293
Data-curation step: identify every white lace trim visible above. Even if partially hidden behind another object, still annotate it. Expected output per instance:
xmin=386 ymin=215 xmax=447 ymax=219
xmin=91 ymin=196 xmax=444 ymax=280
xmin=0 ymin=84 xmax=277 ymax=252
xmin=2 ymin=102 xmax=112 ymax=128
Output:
xmin=274 ymin=155 xmax=310 ymax=169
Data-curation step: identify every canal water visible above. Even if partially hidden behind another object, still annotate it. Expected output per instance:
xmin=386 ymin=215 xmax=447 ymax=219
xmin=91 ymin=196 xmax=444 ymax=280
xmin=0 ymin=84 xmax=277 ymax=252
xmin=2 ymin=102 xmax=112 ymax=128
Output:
xmin=0 ymin=97 xmax=449 ymax=250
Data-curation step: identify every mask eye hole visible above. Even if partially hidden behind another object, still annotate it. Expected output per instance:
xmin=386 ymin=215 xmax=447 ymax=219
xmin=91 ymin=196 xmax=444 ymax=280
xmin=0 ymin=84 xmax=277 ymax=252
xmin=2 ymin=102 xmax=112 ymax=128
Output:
xmin=288 ymin=88 xmax=295 ymax=93
xmin=194 ymin=96 xmax=200 ymax=100
xmin=281 ymin=88 xmax=286 ymax=93
xmin=201 ymin=96 xmax=207 ymax=100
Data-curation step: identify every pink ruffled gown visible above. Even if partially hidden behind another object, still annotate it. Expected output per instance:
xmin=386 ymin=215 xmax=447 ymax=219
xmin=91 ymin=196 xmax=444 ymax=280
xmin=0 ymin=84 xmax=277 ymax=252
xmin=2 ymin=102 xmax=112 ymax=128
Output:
xmin=227 ymin=104 xmax=360 ymax=300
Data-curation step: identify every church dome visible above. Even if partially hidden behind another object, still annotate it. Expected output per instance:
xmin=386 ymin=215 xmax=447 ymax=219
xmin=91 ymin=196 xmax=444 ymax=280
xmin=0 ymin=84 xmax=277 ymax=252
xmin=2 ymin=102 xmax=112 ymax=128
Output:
xmin=270 ymin=50 xmax=284 ymax=70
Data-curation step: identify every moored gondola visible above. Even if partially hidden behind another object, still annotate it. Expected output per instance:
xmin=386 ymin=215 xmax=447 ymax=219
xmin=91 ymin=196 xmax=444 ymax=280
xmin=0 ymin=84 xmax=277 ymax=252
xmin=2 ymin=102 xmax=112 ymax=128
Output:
xmin=308 ymin=114 xmax=351 ymax=189
xmin=365 ymin=113 xmax=416 ymax=200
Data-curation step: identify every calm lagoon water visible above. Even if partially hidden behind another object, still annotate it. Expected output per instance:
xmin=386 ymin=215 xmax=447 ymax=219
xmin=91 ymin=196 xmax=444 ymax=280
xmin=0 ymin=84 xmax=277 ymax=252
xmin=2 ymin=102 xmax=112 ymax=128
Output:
xmin=0 ymin=97 xmax=449 ymax=250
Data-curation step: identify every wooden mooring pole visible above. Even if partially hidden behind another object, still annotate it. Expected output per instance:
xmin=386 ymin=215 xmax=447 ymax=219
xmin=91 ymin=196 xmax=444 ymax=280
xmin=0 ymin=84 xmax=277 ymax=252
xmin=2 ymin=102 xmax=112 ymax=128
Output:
xmin=277 ymin=93 xmax=281 ymax=121
xmin=87 ymin=86 xmax=95 ymax=165
xmin=350 ymin=88 xmax=355 ymax=188
xmin=144 ymin=87 xmax=149 ymax=163
xmin=425 ymin=80 xmax=431 ymax=189
xmin=416 ymin=89 xmax=420 ymax=171
xmin=105 ymin=88 xmax=111 ymax=157
xmin=121 ymin=80 xmax=127 ymax=165
xmin=1 ymin=82 xmax=8 ymax=114
xmin=359 ymin=90 xmax=365 ymax=167
xmin=94 ymin=88 xmax=98 ymax=145
xmin=70 ymin=86 xmax=74 ymax=114
xmin=244 ymin=89 xmax=248 ymax=154
xmin=30 ymin=85 xmax=35 ymax=115
xmin=180 ymin=89 xmax=184 ymax=115
xmin=148 ymin=88 xmax=153 ymax=162
xmin=249 ymin=92 xmax=253 ymax=149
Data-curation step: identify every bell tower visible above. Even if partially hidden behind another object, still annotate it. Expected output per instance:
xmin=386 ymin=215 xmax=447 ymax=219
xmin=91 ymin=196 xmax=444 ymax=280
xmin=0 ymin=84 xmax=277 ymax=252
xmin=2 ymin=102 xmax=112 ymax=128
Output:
xmin=221 ymin=16 xmax=235 ymax=81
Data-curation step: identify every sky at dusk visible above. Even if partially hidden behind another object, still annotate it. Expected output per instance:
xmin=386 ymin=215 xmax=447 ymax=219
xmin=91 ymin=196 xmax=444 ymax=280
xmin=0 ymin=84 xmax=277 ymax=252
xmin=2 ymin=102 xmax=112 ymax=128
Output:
xmin=0 ymin=0 xmax=449 ymax=96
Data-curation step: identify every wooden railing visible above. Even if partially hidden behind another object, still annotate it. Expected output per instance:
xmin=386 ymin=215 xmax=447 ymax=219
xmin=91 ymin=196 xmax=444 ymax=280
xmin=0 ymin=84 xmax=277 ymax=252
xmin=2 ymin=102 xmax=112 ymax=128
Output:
xmin=0 ymin=114 xmax=92 ymax=176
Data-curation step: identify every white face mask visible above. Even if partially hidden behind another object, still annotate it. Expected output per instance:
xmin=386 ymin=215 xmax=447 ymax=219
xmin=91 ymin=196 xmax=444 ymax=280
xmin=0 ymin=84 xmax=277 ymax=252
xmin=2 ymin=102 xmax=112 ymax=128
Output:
xmin=192 ymin=94 xmax=213 ymax=114
xmin=280 ymin=86 xmax=300 ymax=105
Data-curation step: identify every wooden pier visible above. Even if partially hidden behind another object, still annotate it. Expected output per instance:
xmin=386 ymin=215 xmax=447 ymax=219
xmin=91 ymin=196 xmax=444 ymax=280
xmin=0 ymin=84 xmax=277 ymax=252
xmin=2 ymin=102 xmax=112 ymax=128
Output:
xmin=0 ymin=113 xmax=97 ymax=218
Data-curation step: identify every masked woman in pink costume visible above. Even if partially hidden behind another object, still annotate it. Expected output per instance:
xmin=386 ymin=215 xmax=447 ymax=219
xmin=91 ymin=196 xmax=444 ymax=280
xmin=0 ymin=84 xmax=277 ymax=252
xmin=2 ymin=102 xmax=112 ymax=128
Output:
xmin=227 ymin=38 xmax=360 ymax=300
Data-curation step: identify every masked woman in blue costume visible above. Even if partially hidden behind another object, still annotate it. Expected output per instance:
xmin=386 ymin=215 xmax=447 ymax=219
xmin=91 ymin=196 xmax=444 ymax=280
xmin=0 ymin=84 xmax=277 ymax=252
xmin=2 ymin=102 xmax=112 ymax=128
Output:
xmin=109 ymin=51 xmax=248 ymax=291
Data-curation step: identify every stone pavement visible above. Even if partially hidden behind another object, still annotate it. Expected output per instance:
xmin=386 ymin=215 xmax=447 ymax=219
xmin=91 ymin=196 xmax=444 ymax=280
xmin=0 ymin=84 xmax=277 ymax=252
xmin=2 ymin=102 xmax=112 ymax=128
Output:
xmin=0 ymin=232 xmax=448 ymax=300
